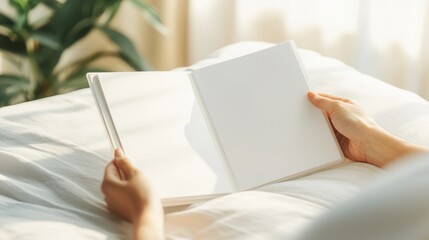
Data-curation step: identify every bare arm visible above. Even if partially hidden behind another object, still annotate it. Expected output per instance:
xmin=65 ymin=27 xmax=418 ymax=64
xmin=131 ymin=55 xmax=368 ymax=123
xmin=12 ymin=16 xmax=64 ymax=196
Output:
xmin=307 ymin=91 xmax=429 ymax=167
xmin=299 ymin=92 xmax=429 ymax=240
xmin=100 ymin=92 xmax=429 ymax=240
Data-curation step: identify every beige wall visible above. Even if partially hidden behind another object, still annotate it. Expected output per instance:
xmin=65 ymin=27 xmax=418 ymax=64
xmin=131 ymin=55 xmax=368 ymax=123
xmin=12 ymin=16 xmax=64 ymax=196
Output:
xmin=112 ymin=0 xmax=189 ymax=70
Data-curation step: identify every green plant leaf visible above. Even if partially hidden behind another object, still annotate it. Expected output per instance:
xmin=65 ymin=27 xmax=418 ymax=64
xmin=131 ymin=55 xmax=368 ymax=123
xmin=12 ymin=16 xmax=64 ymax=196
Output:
xmin=8 ymin=0 xmax=40 ymax=13
xmin=63 ymin=18 xmax=95 ymax=47
xmin=92 ymin=0 xmax=121 ymax=17
xmin=0 ymin=0 xmax=161 ymax=105
xmin=55 ymin=75 xmax=88 ymax=91
xmin=40 ymin=0 xmax=62 ymax=10
xmin=0 ymin=86 xmax=27 ymax=106
xmin=31 ymin=17 xmax=95 ymax=77
xmin=0 ymin=74 xmax=29 ymax=87
xmin=56 ymin=51 xmax=118 ymax=76
xmin=54 ymin=67 xmax=106 ymax=93
xmin=0 ymin=35 xmax=26 ymax=56
xmin=9 ymin=0 xmax=27 ymax=14
xmin=102 ymin=0 xmax=122 ymax=26
xmin=32 ymin=31 xmax=62 ymax=50
xmin=127 ymin=0 xmax=168 ymax=35
xmin=33 ymin=47 xmax=61 ymax=78
xmin=0 ymin=89 xmax=19 ymax=106
xmin=45 ymin=0 xmax=95 ymax=42
xmin=0 ymin=12 xmax=14 ymax=29
xmin=118 ymin=51 xmax=151 ymax=70
xmin=128 ymin=0 xmax=162 ymax=24
xmin=99 ymin=26 xmax=144 ymax=70
xmin=8 ymin=0 xmax=40 ymax=30
xmin=0 ymin=74 xmax=30 ymax=106
xmin=45 ymin=0 xmax=118 ymax=45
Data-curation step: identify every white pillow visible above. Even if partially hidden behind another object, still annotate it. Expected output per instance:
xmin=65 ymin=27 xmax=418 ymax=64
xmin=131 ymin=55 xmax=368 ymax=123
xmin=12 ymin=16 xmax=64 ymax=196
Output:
xmin=1 ymin=41 xmax=428 ymax=240
xmin=164 ymin=41 xmax=429 ymax=240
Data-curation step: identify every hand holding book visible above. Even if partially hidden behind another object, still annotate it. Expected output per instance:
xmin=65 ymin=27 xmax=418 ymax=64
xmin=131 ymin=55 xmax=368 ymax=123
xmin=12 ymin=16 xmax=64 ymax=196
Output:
xmin=102 ymin=149 xmax=164 ymax=240
xmin=89 ymin=41 xmax=343 ymax=206
xmin=101 ymin=91 xmax=429 ymax=240
xmin=307 ymin=92 xmax=429 ymax=167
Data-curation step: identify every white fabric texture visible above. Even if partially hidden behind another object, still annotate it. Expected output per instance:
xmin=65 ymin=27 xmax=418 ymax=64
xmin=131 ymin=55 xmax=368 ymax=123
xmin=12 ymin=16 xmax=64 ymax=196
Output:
xmin=296 ymin=152 xmax=429 ymax=240
xmin=1 ymin=42 xmax=429 ymax=239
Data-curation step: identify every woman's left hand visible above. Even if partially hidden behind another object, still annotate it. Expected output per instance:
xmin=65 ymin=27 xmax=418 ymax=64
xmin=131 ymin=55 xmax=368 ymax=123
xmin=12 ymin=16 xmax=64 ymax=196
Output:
xmin=101 ymin=149 xmax=164 ymax=239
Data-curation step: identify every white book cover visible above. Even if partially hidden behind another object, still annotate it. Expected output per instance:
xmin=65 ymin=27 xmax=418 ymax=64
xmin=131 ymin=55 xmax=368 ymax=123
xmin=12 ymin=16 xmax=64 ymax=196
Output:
xmin=88 ymin=41 xmax=344 ymax=206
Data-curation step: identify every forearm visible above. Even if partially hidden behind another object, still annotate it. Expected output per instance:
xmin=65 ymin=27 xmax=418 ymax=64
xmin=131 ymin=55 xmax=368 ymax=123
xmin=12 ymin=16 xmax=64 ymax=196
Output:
xmin=364 ymin=128 xmax=429 ymax=167
xmin=133 ymin=207 xmax=164 ymax=240
xmin=134 ymin=223 xmax=164 ymax=240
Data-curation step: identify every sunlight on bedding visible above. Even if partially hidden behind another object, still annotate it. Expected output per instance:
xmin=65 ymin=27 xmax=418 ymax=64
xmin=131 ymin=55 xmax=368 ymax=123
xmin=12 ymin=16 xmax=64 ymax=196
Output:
xmin=0 ymin=221 xmax=107 ymax=240
xmin=1 ymin=42 xmax=429 ymax=239
xmin=2 ymin=144 xmax=75 ymax=163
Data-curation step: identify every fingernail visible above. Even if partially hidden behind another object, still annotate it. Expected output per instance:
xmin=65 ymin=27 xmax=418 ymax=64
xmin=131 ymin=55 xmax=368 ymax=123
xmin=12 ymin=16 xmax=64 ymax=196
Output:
xmin=115 ymin=148 xmax=125 ymax=159
xmin=308 ymin=91 xmax=316 ymax=98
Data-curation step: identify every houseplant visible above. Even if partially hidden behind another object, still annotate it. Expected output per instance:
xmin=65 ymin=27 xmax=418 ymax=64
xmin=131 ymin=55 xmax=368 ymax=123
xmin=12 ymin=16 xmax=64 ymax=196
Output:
xmin=0 ymin=0 xmax=163 ymax=106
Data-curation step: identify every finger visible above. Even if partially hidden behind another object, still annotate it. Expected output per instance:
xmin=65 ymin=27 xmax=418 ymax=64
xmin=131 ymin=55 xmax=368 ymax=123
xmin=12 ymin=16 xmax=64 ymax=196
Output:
xmin=317 ymin=93 xmax=351 ymax=103
xmin=101 ymin=161 xmax=122 ymax=195
xmin=105 ymin=203 xmax=112 ymax=213
xmin=103 ymin=161 xmax=122 ymax=183
xmin=104 ymin=198 xmax=115 ymax=214
xmin=307 ymin=91 xmax=338 ymax=112
xmin=114 ymin=148 xmax=134 ymax=180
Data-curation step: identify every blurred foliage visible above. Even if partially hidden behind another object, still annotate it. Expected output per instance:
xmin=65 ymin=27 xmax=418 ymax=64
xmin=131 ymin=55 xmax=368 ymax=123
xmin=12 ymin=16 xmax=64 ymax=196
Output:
xmin=0 ymin=0 xmax=163 ymax=106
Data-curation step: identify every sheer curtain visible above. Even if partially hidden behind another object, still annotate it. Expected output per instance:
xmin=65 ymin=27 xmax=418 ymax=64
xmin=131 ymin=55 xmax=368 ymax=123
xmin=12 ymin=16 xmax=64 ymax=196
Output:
xmin=188 ymin=0 xmax=429 ymax=99
xmin=2 ymin=1 xmax=429 ymax=99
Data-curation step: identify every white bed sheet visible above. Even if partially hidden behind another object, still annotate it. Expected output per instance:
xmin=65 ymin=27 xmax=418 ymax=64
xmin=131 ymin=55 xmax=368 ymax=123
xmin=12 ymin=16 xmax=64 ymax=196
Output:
xmin=1 ymin=42 xmax=429 ymax=239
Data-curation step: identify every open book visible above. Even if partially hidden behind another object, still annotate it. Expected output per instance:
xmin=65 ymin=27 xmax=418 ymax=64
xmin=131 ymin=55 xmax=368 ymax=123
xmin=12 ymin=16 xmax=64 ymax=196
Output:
xmin=87 ymin=41 xmax=344 ymax=206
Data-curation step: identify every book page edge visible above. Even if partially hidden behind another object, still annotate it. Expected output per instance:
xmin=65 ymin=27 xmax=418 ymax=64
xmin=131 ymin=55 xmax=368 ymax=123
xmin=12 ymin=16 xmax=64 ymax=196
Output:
xmin=162 ymin=192 xmax=229 ymax=207
xmin=251 ymin=158 xmax=345 ymax=191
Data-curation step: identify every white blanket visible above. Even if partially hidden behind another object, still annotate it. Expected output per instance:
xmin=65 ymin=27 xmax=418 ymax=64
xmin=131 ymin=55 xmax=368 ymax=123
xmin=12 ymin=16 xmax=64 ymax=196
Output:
xmin=296 ymin=152 xmax=429 ymax=240
xmin=1 ymin=42 xmax=429 ymax=239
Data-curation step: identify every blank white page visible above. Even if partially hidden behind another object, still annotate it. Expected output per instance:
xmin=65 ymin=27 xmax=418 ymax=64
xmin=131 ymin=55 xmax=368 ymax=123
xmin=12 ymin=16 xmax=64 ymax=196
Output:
xmin=192 ymin=42 xmax=343 ymax=190
xmin=96 ymin=72 xmax=233 ymax=203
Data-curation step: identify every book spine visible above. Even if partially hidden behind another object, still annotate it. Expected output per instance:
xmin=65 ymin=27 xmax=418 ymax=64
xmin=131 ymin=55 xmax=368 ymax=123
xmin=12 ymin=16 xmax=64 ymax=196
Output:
xmin=187 ymin=71 xmax=240 ymax=192
xmin=87 ymin=74 xmax=123 ymax=152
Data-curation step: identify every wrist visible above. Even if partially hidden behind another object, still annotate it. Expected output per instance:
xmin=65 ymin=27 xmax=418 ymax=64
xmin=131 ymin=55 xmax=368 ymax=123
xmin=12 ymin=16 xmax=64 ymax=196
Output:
xmin=363 ymin=128 xmax=429 ymax=167
xmin=134 ymin=218 xmax=164 ymax=240
xmin=133 ymin=204 xmax=164 ymax=240
xmin=134 ymin=221 xmax=164 ymax=240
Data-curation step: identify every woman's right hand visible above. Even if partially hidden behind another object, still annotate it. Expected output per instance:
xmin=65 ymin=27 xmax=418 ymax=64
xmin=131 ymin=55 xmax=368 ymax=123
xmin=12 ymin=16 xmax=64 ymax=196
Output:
xmin=307 ymin=92 xmax=429 ymax=167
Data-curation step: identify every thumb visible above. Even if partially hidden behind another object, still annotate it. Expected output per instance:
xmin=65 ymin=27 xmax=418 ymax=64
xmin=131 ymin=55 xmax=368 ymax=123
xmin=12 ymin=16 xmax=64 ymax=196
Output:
xmin=114 ymin=148 xmax=134 ymax=180
xmin=307 ymin=91 xmax=337 ymax=112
